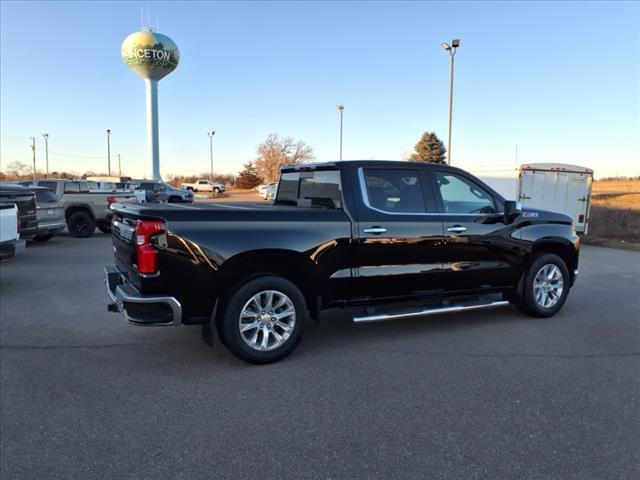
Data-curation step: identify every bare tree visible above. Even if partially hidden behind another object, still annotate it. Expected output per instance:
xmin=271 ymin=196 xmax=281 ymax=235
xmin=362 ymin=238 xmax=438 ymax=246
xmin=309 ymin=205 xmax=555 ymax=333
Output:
xmin=4 ymin=161 xmax=29 ymax=178
xmin=255 ymin=133 xmax=314 ymax=182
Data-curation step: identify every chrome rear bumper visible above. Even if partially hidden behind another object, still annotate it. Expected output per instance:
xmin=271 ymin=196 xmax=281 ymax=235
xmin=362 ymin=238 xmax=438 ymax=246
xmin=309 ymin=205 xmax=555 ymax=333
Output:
xmin=104 ymin=266 xmax=182 ymax=326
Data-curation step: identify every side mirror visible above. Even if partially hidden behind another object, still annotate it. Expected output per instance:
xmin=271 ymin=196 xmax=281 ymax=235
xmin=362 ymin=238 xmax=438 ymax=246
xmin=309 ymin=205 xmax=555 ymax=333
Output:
xmin=504 ymin=200 xmax=522 ymax=223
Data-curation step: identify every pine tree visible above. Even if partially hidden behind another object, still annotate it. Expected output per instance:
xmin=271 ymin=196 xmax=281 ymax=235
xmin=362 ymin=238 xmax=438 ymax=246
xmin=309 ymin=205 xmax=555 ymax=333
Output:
xmin=236 ymin=162 xmax=263 ymax=189
xmin=409 ymin=132 xmax=447 ymax=164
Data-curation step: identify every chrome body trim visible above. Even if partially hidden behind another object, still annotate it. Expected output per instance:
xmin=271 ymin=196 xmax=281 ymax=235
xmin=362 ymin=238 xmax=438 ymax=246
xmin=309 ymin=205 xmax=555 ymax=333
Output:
xmin=104 ymin=266 xmax=182 ymax=326
xmin=353 ymin=300 xmax=509 ymax=323
xmin=363 ymin=227 xmax=387 ymax=234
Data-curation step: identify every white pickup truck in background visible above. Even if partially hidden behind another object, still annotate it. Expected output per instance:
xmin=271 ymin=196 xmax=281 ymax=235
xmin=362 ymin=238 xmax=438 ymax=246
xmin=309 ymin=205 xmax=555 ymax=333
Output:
xmin=0 ymin=204 xmax=26 ymax=261
xmin=180 ymin=179 xmax=226 ymax=194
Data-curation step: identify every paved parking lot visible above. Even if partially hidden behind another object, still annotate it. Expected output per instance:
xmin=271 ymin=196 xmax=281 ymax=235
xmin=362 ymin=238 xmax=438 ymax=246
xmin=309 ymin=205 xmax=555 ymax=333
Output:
xmin=1 ymin=234 xmax=639 ymax=479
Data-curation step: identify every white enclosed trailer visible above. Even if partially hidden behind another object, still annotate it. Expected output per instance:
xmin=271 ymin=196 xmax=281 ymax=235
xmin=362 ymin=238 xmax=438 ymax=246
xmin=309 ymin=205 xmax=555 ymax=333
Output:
xmin=517 ymin=163 xmax=593 ymax=233
xmin=475 ymin=163 xmax=593 ymax=234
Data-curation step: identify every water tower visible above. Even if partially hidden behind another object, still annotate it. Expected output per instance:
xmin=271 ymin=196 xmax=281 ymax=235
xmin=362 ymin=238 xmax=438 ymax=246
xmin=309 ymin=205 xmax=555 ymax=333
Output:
xmin=121 ymin=29 xmax=179 ymax=180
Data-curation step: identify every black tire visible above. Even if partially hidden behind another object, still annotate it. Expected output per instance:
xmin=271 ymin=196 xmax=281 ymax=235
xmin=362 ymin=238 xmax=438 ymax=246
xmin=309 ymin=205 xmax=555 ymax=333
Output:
xmin=517 ymin=253 xmax=570 ymax=317
xmin=67 ymin=211 xmax=96 ymax=238
xmin=33 ymin=234 xmax=53 ymax=242
xmin=97 ymin=223 xmax=111 ymax=234
xmin=218 ymin=275 xmax=307 ymax=364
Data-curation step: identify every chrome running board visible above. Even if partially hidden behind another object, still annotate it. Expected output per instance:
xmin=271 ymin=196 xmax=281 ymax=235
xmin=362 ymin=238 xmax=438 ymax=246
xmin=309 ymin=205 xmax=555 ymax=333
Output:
xmin=353 ymin=300 xmax=509 ymax=323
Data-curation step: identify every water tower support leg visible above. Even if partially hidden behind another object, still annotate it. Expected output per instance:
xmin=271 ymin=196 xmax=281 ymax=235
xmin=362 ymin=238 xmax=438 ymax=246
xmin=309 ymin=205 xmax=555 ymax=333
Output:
xmin=145 ymin=78 xmax=161 ymax=181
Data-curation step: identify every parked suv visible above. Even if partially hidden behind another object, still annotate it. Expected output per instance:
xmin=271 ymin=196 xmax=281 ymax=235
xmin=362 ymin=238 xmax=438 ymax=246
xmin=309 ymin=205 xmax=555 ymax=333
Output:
xmin=136 ymin=181 xmax=169 ymax=203
xmin=0 ymin=184 xmax=37 ymax=238
xmin=31 ymin=186 xmax=66 ymax=241
xmin=164 ymin=183 xmax=194 ymax=203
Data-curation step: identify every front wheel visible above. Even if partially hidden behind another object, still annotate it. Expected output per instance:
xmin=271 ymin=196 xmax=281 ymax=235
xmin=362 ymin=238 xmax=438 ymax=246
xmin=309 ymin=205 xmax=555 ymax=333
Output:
xmin=218 ymin=275 xmax=307 ymax=364
xmin=517 ymin=253 xmax=570 ymax=317
xmin=67 ymin=211 xmax=96 ymax=238
xmin=213 ymin=187 xmax=220 ymax=194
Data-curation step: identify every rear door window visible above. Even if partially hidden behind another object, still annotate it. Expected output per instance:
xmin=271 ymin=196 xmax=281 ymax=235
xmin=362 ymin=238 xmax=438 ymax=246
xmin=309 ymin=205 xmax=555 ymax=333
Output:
xmin=276 ymin=170 xmax=342 ymax=208
xmin=64 ymin=182 xmax=80 ymax=193
xmin=362 ymin=169 xmax=426 ymax=213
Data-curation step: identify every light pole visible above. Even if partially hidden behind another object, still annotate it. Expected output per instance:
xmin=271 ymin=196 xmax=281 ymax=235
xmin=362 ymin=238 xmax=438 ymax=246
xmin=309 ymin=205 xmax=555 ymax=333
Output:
xmin=337 ymin=105 xmax=344 ymax=160
xmin=106 ymin=129 xmax=112 ymax=176
xmin=42 ymin=133 xmax=49 ymax=177
xmin=441 ymin=39 xmax=460 ymax=165
xmin=118 ymin=154 xmax=122 ymax=177
xmin=30 ymin=137 xmax=36 ymax=180
xmin=208 ymin=131 xmax=215 ymax=182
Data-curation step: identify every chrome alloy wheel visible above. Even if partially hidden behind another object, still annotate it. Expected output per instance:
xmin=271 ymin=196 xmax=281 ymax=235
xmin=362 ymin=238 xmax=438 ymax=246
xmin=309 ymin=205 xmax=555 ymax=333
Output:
xmin=239 ymin=290 xmax=296 ymax=351
xmin=533 ymin=264 xmax=564 ymax=309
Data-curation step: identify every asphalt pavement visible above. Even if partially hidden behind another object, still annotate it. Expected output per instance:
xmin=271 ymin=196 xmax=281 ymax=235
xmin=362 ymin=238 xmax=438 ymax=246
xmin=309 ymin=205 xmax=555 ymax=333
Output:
xmin=1 ymin=234 xmax=639 ymax=479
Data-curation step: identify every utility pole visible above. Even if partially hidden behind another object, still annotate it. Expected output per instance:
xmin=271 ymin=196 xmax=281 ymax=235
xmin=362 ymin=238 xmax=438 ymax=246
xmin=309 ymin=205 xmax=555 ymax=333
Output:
xmin=106 ymin=129 xmax=112 ymax=176
xmin=208 ymin=131 xmax=215 ymax=182
xmin=42 ymin=133 xmax=49 ymax=177
xmin=441 ymin=39 xmax=460 ymax=165
xmin=118 ymin=154 xmax=122 ymax=177
xmin=30 ymin=137 xmax=36 ymax=180
xmin=337 ymin=105 xmax=344 ymax=160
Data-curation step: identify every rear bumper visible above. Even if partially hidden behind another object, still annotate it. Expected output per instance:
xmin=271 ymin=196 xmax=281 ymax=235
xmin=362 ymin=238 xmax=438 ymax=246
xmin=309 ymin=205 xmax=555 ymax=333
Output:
xmin=35 ymin=221 xmax=66 ymax=236
xmin=104 ymin=266 xmax=182 ymax=326
xmin=0 ymin=239 xmax=26 ymax=260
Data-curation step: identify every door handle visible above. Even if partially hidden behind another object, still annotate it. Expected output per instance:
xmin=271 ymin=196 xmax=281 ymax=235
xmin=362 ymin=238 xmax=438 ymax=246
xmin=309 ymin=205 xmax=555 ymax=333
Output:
xmin=363 ymin=227 xmax=387 ymax=234
xmin=447 ymin=226 xmax=467 ymax=233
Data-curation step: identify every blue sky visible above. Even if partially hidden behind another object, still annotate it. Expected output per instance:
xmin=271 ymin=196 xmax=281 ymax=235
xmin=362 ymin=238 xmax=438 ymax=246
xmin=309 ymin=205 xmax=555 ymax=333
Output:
xmin=1 ymin=0 xmax=638 ymax=179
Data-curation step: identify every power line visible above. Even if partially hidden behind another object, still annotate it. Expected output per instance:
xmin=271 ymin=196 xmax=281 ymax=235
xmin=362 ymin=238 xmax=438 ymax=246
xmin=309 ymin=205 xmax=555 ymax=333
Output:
xmin=33 ymin=147 xmax=107 ymax=159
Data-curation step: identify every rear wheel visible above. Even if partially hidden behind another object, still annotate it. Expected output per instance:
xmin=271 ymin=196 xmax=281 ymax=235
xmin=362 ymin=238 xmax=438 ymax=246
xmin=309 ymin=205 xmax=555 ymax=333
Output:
xmin=517 ymin=253 xmax=570 ymax=317
xmin=67 ymin=211 xmax=96 ymax=238
xmin=218 ymin=275 xmax=307 ymax=364
xmin=33 ymin=234 xmax=53 ymax=242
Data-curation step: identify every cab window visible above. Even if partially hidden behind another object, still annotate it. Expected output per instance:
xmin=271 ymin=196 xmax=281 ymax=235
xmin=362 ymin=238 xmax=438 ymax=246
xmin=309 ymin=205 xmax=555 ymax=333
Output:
xmin=434 ymin=172 xmax=496 ymax=214
xmin=362 ymin=169 xmax=426 ymax=213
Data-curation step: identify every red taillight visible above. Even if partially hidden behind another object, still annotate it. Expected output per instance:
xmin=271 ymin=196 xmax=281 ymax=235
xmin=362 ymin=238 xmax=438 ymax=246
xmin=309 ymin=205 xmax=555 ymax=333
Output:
xmin=136 ymin=220 xmax=165 ymax=274
xmin=107 ymin=196 xmax=117 ymax=205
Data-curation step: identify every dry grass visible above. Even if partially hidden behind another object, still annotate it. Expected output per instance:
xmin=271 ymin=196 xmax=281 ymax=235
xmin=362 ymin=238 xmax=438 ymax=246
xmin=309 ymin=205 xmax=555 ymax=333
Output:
xmin=592 ymin=180 xmax=640 ymax=195
xmin=585 ymin=180 xmax=640 ymax=249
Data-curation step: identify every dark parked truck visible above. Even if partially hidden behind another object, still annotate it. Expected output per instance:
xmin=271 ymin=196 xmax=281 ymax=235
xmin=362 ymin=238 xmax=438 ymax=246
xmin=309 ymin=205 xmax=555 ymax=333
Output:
xmin=105 ymin=161 xmax=580 ymax=363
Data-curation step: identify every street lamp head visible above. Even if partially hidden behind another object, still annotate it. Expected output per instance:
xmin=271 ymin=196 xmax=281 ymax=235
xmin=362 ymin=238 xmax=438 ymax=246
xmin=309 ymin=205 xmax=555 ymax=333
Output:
xmin=42 ymin=133 xmax=49 ymax=139
xmin=337 ymin=104 xmax=344 ymax=111
xmin=452 ymin=39 xmax=461 ymax=48
xmin=441 ymin=42 xmax=451 ymax=51
xmin=107 ymin=129 xmax=111 ymax=135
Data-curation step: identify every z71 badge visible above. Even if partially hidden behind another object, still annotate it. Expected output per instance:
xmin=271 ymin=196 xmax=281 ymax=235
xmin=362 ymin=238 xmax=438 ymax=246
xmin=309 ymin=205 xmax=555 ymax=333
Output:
xmin=521 ymin=211 xmax=539 ymax=218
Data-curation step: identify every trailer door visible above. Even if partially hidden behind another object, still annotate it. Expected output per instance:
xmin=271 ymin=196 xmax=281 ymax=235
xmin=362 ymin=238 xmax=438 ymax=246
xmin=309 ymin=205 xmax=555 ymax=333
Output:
xmin=518 ymin=169 xmax=592 ymax=233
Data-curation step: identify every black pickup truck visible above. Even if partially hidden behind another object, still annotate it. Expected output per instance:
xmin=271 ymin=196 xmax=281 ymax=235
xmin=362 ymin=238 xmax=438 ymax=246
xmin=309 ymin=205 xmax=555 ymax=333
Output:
xmin=105 ymin=161 xmax=579 ymax=363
